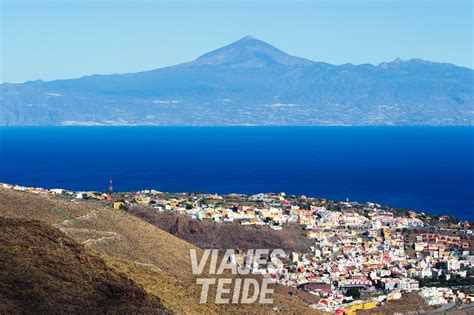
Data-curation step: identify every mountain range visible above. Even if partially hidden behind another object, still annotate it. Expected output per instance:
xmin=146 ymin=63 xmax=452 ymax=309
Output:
xmin=1 ymin=36 xmax=473 ymax=125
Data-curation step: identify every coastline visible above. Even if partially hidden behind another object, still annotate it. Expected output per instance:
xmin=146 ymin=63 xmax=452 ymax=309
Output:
xmin=2 ymin=182 xmax=471 ymax=225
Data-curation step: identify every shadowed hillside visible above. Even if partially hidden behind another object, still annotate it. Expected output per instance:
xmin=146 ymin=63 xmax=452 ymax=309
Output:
xmin=0 ymin=216 xmax=166 ymax=313
xmin=128 ymin=206 xmax=314 ymax=254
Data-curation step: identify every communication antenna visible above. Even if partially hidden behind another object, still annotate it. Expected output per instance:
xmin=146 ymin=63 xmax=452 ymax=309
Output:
xmin=109 ymin=176 xmax=113 ymax=193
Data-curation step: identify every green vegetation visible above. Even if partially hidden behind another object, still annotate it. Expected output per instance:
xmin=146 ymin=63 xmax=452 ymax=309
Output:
xmin=415 ymin=274 xmax=474 ymax=288
xmin=346 ymin=287 xmax=361 ymax=299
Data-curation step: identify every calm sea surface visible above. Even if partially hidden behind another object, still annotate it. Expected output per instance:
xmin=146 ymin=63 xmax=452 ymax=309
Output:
xmin=0 ymin=127 xmax=473 ymax=220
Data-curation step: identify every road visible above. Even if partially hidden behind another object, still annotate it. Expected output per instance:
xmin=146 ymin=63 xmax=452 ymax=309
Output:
xmin=426 ymin=303 xmax=474 ymax=314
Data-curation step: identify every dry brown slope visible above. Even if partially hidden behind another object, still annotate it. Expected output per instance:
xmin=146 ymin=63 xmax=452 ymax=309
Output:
xmin=357 ymin=292 xmax=434 ymax=315
xmin=128 ymin=206 xmax=314 ymax=253
xmin=0 ymin=188 xmax=320 ymax=314
xmin=0 ymin=216 xmax=166 ymax=314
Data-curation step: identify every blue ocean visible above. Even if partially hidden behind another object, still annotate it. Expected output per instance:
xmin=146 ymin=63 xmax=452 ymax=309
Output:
xmin=0 ymin=127 xmax=473 ymax=220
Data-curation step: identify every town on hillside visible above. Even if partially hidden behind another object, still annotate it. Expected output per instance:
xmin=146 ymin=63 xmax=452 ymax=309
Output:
xmin=3 ymin=182 xmax=474 ymax=314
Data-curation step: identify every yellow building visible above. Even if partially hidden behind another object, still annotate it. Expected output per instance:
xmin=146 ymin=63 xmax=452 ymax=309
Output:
xmin=134 ymin=197 xmax=151 ymax=205
xmin=113 ymin=201 xmax=126 ymax=209
xmin=342 ymin=300 xmax=377 ymax=315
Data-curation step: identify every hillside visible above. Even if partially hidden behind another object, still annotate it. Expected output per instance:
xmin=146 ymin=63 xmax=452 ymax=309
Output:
xmin=128 ymin=206 xmax=314 ymax=253
xmin=0 ymin=216 xmax=166 ymax=313
xmin=0 ymin=188 xmax=320 ymax=314
xmin=2 ymin=36 xmax=473 ymax=126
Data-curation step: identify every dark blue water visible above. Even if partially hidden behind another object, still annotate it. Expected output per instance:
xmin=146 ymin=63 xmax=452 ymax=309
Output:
xmin=0 ymin=127 xmax=473 ymax=220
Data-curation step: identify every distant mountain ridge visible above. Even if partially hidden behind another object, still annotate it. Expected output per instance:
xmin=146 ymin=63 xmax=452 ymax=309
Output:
xmin=1 ymin=36 xmax=473 ymax=125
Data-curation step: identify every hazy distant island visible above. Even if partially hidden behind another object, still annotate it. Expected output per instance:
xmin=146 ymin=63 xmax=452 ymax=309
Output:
xmin=1 ymin=36 xmax=473 ymax=126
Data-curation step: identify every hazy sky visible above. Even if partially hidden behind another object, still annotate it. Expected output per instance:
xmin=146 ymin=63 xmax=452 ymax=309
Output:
xmin=1 ymin=0 xmax=473 ymax=83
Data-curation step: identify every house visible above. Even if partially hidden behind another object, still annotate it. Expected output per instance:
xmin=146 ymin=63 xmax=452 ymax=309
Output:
xmin=76 ymin=192 xmax=87 ymax=199
xmin=378 ymin=278 xmax=400 ymax=291
xmin=339 ymin=279 xmax=372 ymax=288
xmin=298 ymin=282 xmax=332 ymax=297
xmin=399 ymin=278 xmax=419 ymax=291
xmin=113 ymin=200 xmax=127 ymax=209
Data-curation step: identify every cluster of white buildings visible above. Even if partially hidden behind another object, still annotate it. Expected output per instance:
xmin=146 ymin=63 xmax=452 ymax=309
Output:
xmin=419 ymin=287 xmax=457 ymax=305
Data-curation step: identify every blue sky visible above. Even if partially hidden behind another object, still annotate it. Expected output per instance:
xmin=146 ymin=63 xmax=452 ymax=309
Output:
xmin=1 ymin=0 xmax=472 ymax=83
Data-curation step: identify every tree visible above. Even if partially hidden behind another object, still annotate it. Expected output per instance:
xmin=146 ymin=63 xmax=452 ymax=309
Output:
xmin=346 ymin=287 xmax=361 ymax=299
